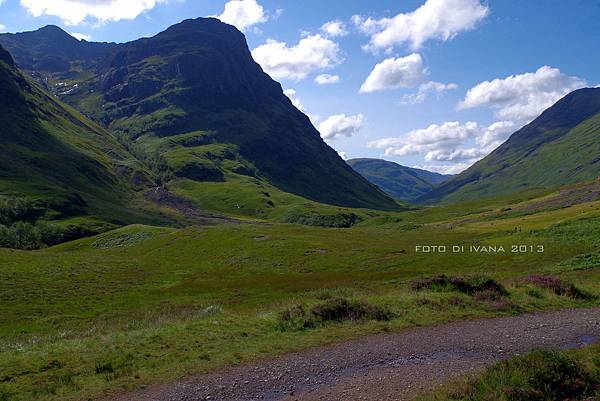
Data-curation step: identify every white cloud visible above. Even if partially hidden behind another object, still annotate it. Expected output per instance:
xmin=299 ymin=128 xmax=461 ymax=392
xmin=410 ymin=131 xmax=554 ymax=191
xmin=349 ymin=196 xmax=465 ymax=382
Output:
xmin=369 ymin=121 xmax=480 ymax=156
xmin=317 ymin=113 xmax=364 ymax=140
xmin=216 ymin=0 xmax=267 ymax=31
xmin=338 ymin=151 xmax=348 ymax=160
xmin=69 ymin=32 xmax=92 ymax=41
xmin=401 ymin=81 xmax=458 ymax=104
xmin=413 ymin=163 xmax=471 ymax=175
xmin=0 ymin=24 xmax=5 ymax=33
xmin=252 ymin=34 xmax=341 ymax=81
xmin=20 ymin=0 xmax=168 ymax=25
xmin=283 ymin=88 xmax=305 ymax=112
xmin=321 ymin=20 xmax=347 ymax=38
xmin=475 ymin=120 xmax=516 ymax=149
xmin=315 ymin=73 xmax=340 ymax=85
xmin=459 ymin=66 xmax=587 ymax=122
xmin=368 ymin=120 xmax=520 ymax=172
xmin=353 ymin=0 xmax=489 ymax=52
xmin=360 ymin=54 xmax=425 ymax=93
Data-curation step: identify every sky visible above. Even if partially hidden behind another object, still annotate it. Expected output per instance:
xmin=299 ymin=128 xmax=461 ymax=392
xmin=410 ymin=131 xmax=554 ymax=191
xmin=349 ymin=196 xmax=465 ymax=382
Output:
xmin=0 ymin=0 xmax=599 ymax=174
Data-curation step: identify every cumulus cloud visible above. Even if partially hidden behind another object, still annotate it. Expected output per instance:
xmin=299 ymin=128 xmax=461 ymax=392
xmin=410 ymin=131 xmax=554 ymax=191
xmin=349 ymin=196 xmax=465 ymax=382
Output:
xmin=475 ymin=120 xmax=516 ymax=148
xmin=69 ymin=32 xmax=92 ymax=41
xmin=317 ymin=113 xmax=364 ymax=140
xmin=459 ymin=66 xmax=587 ymax=122
xmin=353 ymin=0 xmax=489 ymax=52
xmin=20 ymin=0 xmax=168 ymax=25
xmin=216 ymin=0 xmax=267 ymax=31
xmin=0 ymin=23 xmax=5 ymax=32
xmin=338 ymin=151 xmax=348 ymax=160
xmin=360 ymin=54 xmax=425 ymax=93
xmin=283 ymin=88 xmax=305 ymax=112
xmin=413 ymin=163 xmax=471 ymax=175
xmin=401 ymin=81 xmax=458 ymax=104
xmin=321 ymin=20 xmax=347 ymax=37
xmin=252 ymin=34 xmax=341 ymax=81
xmin=369 ymin=121 xmax=480 ymax=157
xmin=315 ymin=73 xmax=340 ymax=85
xmin=368 ymin=119 xmax=519 ymax=172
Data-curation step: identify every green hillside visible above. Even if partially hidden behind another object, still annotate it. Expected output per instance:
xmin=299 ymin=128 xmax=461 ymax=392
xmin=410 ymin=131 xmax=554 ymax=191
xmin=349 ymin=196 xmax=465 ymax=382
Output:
xmin=1 ymin=20 xmax=399 ymax=212
xmin=348 ymin=158 xmax=452 ymax=201
xmin=0 ymin=44 xmax=169 ymax=243
xmin=418 ymin=88 xmax=600 ymax=204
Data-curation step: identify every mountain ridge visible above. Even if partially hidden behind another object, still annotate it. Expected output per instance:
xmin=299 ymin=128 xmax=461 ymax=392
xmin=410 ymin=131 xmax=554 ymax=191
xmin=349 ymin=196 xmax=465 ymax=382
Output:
xmin=417 ymin=87 xmax=600 ymax=204
xmin=0 ymin=20 xmax=399 ymax=211
xmin=347 ymin=158 xmax=453 ymax=201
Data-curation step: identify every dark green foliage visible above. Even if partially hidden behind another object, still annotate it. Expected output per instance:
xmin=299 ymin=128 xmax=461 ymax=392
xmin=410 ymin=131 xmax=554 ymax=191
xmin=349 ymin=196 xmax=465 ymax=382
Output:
xmin=283 ymin=211 xmax=362 ymax=228
xmin=278 ymin=298 xmax=392 ymax=331
xmin=419 ymin=88 xmax=600 ymax=204
xmin=411 ymin=275 xmax=508 ymax=297
xmin=519 ymin=275 xmax=594 ymax=300
xmin=430 ymin=348 xmax=600 ymax=401
xmin=348 ymin=158 xmax=452 ymax=201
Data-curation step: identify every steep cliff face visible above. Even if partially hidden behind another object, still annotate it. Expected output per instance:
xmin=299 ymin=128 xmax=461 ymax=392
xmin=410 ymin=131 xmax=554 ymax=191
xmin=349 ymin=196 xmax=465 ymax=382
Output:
xmin=70 ymin=19 xmax=401 ymax=209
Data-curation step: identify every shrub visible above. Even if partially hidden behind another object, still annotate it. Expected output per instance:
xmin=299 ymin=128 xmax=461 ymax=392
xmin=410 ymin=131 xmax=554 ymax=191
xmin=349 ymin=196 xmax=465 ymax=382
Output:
xmin=278 ymin=298 xmax=391 ymax=331
xmin=429 ymin=347 xmax=600 ymax=401
xmin=283 ymin=212 xmax=362 ymax=228
xmin=520 ymin=275 xmax=594 ymax=300
xmin=410 ymin=275 xmax=507 ymax=297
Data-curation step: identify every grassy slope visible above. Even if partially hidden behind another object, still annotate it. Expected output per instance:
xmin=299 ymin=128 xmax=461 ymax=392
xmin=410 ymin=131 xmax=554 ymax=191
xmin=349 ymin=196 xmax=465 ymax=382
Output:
xmin=0 ymin=51 xmax=168 ymax=226
xmin=419 ymin=88 xmax=600 ymax=204
xmin=0 ymin=185 xmax=599 ymax=400
xmin=347 ymin=158 xmax=451 ymax=202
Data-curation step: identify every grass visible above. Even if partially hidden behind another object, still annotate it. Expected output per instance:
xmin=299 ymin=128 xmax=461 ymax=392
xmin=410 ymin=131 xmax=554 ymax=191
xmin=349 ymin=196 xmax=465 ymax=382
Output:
xmin=420 ymin=344 xmax=600 ymax=401
xmin=0 ymin=192 xmax=598 ymax=400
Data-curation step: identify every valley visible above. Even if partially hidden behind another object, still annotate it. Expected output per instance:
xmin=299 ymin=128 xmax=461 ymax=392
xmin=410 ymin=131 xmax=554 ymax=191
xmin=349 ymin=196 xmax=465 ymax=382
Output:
xmin=0 ymin=10 xmax=598 ymax=401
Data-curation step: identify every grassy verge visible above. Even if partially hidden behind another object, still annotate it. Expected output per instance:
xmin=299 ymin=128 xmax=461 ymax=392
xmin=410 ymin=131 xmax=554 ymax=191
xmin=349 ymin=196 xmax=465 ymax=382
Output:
xmin=420 ymin=344 xmax=600 ymax=401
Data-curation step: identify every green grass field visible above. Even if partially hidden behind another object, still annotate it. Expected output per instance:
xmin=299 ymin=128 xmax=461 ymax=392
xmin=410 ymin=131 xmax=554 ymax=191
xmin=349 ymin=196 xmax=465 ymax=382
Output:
xmin=0 ymin=187 xmax=599 ymax=401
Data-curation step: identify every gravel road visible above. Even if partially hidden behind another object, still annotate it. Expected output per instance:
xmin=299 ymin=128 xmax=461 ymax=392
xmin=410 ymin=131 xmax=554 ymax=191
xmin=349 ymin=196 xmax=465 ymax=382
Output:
xmin=110 ymin=308 xmax=600 ymax=401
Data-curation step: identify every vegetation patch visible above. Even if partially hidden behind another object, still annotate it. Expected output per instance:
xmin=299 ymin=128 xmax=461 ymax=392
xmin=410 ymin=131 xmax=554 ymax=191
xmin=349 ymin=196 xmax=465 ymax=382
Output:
xmin=552 ymin=251 xmax=600 ymax=273
xmin=278 ymin=298 xmax=392 ymax=331
xmin=410 ymin=275 xmax=508 ymax=297
xmin=283 ymin=212 xmax=362 ymax=228
xmin=422 ymin=346 xmax=600 ymax=401
xmin=518 ymin=275 xmax=594 ymax=300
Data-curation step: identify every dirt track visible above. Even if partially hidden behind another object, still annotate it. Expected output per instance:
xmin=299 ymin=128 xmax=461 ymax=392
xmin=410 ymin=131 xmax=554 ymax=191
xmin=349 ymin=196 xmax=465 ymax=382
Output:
xmin=110 ymin=308 xmax=600 ymax=401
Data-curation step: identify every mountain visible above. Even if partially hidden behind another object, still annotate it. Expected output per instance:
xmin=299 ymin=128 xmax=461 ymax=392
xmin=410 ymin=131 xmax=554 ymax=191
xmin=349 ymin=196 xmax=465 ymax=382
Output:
xmin=0 ymin=43 xmax=153 ymax=225
xmin=418 ymin=87 xmax=600 ymax=204
xmin=347 ymin=158 xmax=452 ymax=201
xmin=0 ymin=25 xmax=114 ymax=74
xmin=1 ymin=19 xmax=399 ymax=211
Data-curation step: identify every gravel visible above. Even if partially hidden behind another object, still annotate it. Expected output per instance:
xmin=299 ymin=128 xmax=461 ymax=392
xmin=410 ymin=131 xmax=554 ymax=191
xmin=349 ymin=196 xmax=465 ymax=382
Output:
xmin=108 ymin=307 xmax=600 ymax=401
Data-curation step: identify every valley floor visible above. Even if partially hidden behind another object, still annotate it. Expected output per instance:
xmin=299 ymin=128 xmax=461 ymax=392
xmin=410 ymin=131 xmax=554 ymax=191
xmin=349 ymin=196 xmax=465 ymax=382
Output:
xmin=0 ymin=184 xmax=599 ymax=401
xmin=109 ymin=307 xmax=600 ymax=401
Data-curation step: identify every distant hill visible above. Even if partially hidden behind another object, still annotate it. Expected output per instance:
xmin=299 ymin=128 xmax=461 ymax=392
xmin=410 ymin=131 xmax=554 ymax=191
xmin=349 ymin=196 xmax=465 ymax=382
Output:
xmin=418 ymin=88 xmax=600 ymax=204
xmin=347 ymin=158 xmax=452 ymax=201
xmin=1 ymin=20 xmax=399 ymax=211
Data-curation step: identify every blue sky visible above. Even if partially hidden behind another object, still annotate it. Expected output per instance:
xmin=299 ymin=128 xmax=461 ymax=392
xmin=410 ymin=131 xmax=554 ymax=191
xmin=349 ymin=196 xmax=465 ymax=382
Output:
xmin=1 ymin=0 xmax=598 ymax=174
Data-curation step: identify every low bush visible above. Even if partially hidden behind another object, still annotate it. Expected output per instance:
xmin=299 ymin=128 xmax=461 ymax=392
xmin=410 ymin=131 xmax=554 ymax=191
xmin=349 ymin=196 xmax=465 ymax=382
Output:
xmin=426 ymin=347 xmax=600 ymax=401
xmin=519 ymin=275 xmax=594 ymax=300
xmin=278 ymin=298 xmax=392 ymax=331
xmin=410 ymin=275 xmax=508 ymax=297
xmin=283 ymin=212 xmax=362 ymax=228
